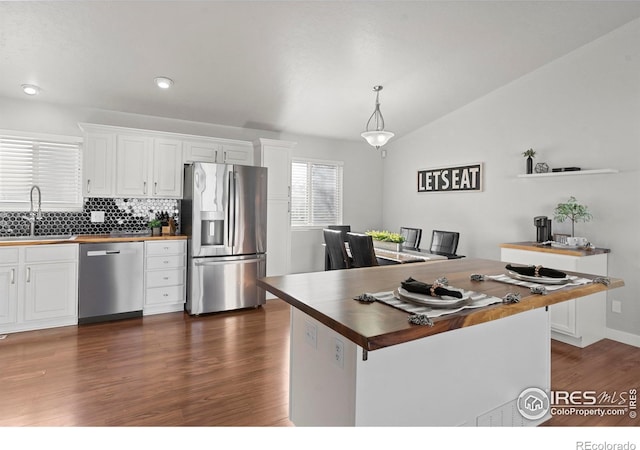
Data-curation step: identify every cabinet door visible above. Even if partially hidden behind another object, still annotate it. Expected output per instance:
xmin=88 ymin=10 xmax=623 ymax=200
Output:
xmin=116 ymin=134 xmax=151 ymax=197
xmin=83 ymin=132 xmax=115 ymax=197
xmin=266 ymin=199 xmax=290 ymax=277
xmin=221 ymin=143 xmax=253 ymax=165
xmin=0 ymin=266 xmax=18 ymax=326
xmin=262 ymin=144 xmax=291 ymax=200
xmin=152 ymin=138 xmax=183 ymax=198
xmin=501 ymin=248 xmax=580 ymax=336
xmin=183 ymin=140 xmax=221 ymax=163
xmin=261 ymin=142 xmax=293 ymax=277
xmin=23 ymin=262 xmax=77 ymax=322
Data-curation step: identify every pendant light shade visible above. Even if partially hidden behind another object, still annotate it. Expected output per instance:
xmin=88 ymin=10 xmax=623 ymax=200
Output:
xmin=361 ymin=85 xmax=394 ymax=150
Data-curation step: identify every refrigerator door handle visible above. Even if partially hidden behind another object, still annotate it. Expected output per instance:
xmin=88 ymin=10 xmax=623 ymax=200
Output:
xmin=232 ymin=170 xmax=238 ymax=249
xmin=227 ymin=170 xmax=233 ymax=248
xmin=227 ymin=169 xmax=237 ymax=249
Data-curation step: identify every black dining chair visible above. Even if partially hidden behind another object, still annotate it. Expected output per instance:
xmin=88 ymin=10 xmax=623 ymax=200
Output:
xmin=400 ymin=227 xmax=422 ymax=250
xmin=346 ymin=232 xmax=379 ymax=268
xmin=323 ymin=228 xmax=352 ymax=270
xmin=327 ymin=225 xmax=351 ymax=242
xmin=428 ymin=230 xmax=464 ymax=259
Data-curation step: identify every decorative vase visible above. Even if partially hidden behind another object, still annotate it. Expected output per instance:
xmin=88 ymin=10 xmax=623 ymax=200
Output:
xmin=526 ymin=156 xmax=533 ymax=174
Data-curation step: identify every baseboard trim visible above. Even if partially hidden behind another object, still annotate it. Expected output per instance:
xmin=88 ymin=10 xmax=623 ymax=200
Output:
xmin=605 ymin=327 xmax=640 ymax=348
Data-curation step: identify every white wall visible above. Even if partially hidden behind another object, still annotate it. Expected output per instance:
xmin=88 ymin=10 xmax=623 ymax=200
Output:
xmin=382 ymin=19 xmax=640 ymax=340
xmin=0 ymin=97 xmax=383 ymax=275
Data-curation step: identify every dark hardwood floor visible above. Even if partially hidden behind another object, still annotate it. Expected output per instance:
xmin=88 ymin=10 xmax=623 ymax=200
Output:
xmin=1 ymin=299 xmax=638 ymax=427
xmin=545 ymin=338 xmax=640 ymax=426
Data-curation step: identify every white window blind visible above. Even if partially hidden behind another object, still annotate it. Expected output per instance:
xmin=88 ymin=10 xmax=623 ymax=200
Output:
xmin=291 ymin=159 xmax=343 ymax=227
xmin=0 ymin=133 xmax=83 ymax=211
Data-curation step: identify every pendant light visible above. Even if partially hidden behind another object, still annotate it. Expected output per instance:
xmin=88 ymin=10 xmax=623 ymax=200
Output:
xmin=361 ymin=85 xmax=394 ymax=150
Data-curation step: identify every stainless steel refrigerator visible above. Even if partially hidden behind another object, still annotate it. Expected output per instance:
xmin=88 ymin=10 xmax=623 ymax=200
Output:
xmin=182 ymin=162 xmax=267 ymax=315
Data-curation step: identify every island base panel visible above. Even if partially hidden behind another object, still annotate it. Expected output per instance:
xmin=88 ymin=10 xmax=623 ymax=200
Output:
xmin=289 ymin=307 xmax=551 ymax=426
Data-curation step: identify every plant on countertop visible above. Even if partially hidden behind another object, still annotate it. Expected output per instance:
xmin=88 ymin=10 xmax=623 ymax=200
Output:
xmin=365 ymin=230 xmax=405 ymax=243
xmin=148 ymin=218 xmax=162 ymax=228
xmin=553 ymin=196 xmax=592 ymax=237
xmin=522 ymin=148 xmax=536 ymax=158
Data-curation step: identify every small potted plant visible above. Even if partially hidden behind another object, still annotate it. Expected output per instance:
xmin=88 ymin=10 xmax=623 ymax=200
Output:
xmin=553 ymin=196 xmax=592 ymax=237
xmin=522 ymin=148 xmax=536 ymax=174
xmin=365 ymin=230 xmax=406 ymax=252
xmin=148 ymin=217 xmax=162 ymax=236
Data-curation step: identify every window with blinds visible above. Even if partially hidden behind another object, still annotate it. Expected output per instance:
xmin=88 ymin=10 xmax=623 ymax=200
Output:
xmin=0 ymin=133 xmax=83 ymax=211
xmin=291 ymin=158 xmax=343 ymax=227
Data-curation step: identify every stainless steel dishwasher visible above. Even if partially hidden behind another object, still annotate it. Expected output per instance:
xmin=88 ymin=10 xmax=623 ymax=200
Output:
xmin=78 ymin=241 xmax=144 ymax=324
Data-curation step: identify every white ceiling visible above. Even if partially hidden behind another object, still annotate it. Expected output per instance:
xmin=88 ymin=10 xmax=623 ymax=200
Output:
xmin=2 ymin=1 xmax=640 ymax=142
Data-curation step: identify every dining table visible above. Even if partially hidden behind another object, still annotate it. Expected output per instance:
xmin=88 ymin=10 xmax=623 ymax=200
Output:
xmin=323 ymin=242 xmax=447 ymax=270
xmin=257 ymin=257 xmax=624 ymax=426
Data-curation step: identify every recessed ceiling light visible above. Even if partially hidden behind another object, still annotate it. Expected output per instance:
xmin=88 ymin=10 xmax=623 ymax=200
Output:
xmin=21 ymin=84 xmax=41 ymax=96
xmin=154 ymin=77 xmax=174 ymax=89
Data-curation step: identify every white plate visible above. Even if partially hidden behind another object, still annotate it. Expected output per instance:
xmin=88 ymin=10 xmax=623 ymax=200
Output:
xmin=507 ymin=271 xmax=570 ymax=285
xmin=396 ymin=287 xmax=470 ymax=308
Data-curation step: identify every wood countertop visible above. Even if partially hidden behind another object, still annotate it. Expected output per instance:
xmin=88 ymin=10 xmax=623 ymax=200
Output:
xmin=501 ymin=241 xmax=610 ymax=257
xmin=257 ymin=258 xmax=623 ymax=352
xmin=0 ymin=234 xmax=188 ymax=246
xmin=75 ymin=234 xmax=188 ymax=243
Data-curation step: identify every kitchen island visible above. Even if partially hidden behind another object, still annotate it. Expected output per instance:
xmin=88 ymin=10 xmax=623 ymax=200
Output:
xmin=257 ymin=258 xmax=624 ymax=426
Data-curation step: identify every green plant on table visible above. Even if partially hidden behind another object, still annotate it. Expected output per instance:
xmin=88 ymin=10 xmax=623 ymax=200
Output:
xmin=553 ymin=196 xmax=592 ymax=237
xmin=365 ymin=230 xmax=405 ymax=243
xmin=522 ymin=148 xmax=536 ymax=158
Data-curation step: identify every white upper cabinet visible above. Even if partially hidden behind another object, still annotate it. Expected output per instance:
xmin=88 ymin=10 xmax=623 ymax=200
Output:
xmin=183 ymin=140 xmax=222 ymax=163
xmin=220 ymin=142 xmax=254 ymax=165
xmin=80 ymin=123 xmax=256 ymax=199
xmin=151 ymin=138 xmax=183 ymax=198
xmin=183 ymin=139 xmax=254 ymax=165
xmin=115 ymin=135 xmax=182 ymax=198
xmin=82 ymin=131 xmax=115 ymax=197
xmin=116 ymin=134 xmax=152 ymax=197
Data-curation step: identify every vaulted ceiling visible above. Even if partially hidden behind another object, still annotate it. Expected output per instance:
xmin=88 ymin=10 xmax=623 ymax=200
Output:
xmin=2 ymin=1 xmax=640 ymax=142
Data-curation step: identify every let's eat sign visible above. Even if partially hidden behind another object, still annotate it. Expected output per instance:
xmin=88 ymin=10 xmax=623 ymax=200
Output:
xmin=417 ymin=163 xmax=483 ymax=193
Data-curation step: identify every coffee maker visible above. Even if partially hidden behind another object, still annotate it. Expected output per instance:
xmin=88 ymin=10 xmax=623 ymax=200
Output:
xmin=534 ymin=216 xmax=552 ymax=242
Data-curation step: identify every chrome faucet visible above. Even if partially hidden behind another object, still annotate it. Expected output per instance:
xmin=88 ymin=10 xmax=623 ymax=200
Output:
xmin=21 ymin=185 xmax=43 ymax=236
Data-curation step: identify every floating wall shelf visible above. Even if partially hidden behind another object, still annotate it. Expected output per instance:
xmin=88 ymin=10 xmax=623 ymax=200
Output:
xmin=517 ymin=169 xmax=619 ymax=178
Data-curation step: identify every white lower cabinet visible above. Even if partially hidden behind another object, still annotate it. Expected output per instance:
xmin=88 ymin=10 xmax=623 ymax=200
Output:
xmin=0 ymin=248 xmax=19 ymax=327
xmin=500 ymin=247 xmax=608 ymax=347
xmin=0 ymin=244 xmax=78 ymax=334
xmin=144 ymin=240 xmax=186 ymax=315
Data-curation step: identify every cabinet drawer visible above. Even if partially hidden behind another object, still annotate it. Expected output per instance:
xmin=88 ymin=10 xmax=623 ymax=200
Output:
xmin=145 ymin=240 xmax=185 ymax=256
xmin=146 ymin=285 xmax=185 ymax=305
xmin=146 ymin=269 xmax=185 ymax=288
xmin=146 ymin=254 xmax=185 ymax=270
xmin=25 ymin=244 xmax=78 ymax=263
xmin=0 ymin=247 xmax=19 ymax=264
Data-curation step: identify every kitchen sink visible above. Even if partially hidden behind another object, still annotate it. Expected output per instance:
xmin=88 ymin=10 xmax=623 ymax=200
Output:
xmin=0 ymin=234 xmax=77 ymax=243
